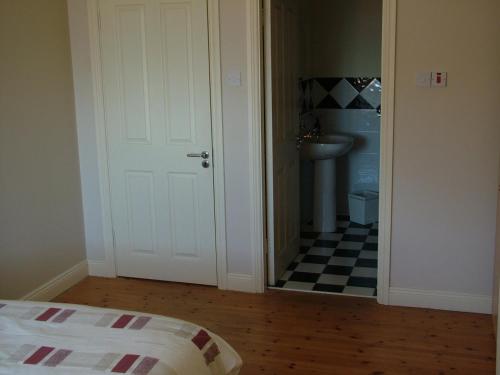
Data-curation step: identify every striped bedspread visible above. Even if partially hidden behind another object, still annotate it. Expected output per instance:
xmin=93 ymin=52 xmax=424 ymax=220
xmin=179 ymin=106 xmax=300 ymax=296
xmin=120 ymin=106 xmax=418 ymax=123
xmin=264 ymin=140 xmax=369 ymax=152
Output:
xmin=0 ymin=300 xmax=242 ymax=374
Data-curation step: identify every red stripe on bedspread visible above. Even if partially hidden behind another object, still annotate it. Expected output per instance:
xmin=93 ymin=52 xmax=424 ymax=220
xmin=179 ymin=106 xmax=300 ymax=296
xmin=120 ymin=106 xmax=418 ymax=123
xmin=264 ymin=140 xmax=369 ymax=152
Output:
xmin=132 ymin=357 xmax=159 ymax=375
xmin=129 ymin=316 xmax=151 ymax=330
xmin=35 ymin=308 xmax=61 ymax=322
xmin=43 ymin=349 xmax=72 ymax=367
xmin=111 ymin=354 xmax=140 ymax=373
xmin=52 ymin=309 xmax=76 ymax=323
xmin=24 ymin=346 xmax=55 ymax=365
xmin=112 ymin=314 xmax=135 ymax=329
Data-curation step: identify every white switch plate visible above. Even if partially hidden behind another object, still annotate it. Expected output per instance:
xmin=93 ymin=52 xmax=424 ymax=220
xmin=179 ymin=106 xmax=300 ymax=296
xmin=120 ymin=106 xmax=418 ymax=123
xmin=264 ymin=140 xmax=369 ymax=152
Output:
xmin=416 ymin=72 xmax=431 ymax=88
xmin=431 ymin=72 xmax=447 ymax=88
xmin=226 ymin=71 xmax=242 ymax=87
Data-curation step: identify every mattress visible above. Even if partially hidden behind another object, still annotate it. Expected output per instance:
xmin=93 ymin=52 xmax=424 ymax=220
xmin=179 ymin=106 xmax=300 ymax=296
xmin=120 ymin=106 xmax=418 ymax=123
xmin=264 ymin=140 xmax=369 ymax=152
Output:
xmin=0 ymin=300 xmax=242 ymax=374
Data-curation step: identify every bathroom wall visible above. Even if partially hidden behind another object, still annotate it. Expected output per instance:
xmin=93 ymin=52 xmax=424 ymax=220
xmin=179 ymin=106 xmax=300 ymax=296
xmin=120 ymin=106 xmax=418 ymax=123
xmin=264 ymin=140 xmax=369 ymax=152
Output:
xmin=300 ymin=0 xmax=383 ymax=217
xmin=301 ymin=77 xmax=381 ymax=215
xmin=303 ymin=0 xmax=382 ymax=78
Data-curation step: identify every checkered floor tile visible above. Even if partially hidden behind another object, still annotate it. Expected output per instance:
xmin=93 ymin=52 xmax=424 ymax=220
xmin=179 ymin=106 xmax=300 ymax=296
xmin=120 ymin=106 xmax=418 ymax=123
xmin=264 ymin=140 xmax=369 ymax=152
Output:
xmin=275 ymin=217 xmax=378 ymax=297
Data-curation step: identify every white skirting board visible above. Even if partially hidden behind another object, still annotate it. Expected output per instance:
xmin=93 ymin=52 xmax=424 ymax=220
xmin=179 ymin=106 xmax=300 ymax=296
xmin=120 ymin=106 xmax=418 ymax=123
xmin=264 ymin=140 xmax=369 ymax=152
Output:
xmin=389 ymin=287 xmax=492 ymax=314
xmin=21 ymin=261 xmax=89 ymax=302
xmin=89 ymin=263 xmax=257 ymax=294
xmin=226 ymin=273 xmax=256 ymax=293
xmin=88 ymin=260 xmax=116 ymax=278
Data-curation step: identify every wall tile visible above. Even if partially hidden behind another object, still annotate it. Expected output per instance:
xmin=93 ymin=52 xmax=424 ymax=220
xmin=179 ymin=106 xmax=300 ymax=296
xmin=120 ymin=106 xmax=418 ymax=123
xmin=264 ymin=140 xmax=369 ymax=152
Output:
xmin=300 ymin=77 xmax=381 ymax=110
xmin=359 ymin=79 xmax=382 ymax=109
xmin=345 ymin=152 xmax=380 ymax=193
xmin=330 ymin=79 xmax=359 ymax=108
xmin=352 ymin=131 xmax=380 ymax=155
xmin=311 ymin=80 xmax=329 ymax=108
xmin=316 ymin=109 xmax=380 ymax=133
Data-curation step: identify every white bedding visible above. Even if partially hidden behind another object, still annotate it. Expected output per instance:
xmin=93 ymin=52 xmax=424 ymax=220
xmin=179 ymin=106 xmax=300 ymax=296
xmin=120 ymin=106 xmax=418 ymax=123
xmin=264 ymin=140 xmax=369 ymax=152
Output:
xmin=0 ymin=300 xmax=242 ymax=375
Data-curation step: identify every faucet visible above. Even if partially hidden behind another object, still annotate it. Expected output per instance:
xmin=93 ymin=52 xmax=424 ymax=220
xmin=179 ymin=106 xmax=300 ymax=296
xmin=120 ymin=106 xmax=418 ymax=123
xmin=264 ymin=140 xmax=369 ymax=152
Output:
xmin=297 ymin=112 xmax=321 ymax=149
xmin=311 ymin=120 xmax=321 ymax=140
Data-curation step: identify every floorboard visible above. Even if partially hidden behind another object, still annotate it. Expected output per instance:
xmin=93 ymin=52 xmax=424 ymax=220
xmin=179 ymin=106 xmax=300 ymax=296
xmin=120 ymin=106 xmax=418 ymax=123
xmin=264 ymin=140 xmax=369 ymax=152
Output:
xmin=54 ymin=277 xmax=496 ymax=375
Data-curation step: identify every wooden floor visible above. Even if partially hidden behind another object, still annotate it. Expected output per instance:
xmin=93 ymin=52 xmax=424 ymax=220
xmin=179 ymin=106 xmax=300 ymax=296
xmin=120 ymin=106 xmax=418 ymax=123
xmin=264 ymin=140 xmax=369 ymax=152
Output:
xmin=55 ymin=277 xmax=496 ymax=375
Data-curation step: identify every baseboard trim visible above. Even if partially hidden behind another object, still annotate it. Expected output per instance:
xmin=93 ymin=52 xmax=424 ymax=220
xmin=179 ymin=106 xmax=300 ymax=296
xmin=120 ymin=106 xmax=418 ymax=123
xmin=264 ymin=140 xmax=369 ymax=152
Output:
xmin=88 ymin=260 xmax=116 ymax=278
xmin=226 ymin=273 xmax=256 ymax=293
xmin=389 ymin=287 xmax=492 ymax=314
xmin=22 ymin=260 xmax=89 ymax=302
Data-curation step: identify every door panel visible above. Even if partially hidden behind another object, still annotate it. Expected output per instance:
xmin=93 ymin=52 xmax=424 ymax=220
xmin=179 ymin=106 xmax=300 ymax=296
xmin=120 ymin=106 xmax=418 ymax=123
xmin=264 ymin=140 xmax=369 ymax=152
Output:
xmin=266 ymin=0 xmax=301 ymax=285
xmin=125 ymin=171 xmax=156 ymax=254
xmin=115 ymin=5 xmax=151 ymax=143
xmin=161 ymin=3 xmax=196 ymax=143
xmin=99 ymin=0 xmax=217 ymax=285
xmin=167 ymin=172 xmax=201 ymax=257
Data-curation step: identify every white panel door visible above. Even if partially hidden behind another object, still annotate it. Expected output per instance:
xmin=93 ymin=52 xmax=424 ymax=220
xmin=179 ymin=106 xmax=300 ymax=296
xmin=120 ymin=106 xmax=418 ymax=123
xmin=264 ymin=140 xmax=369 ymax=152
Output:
xmin=265 ymin=0 xmax=301 ymax=285
xmin=99 ymin=0 xmax=217 ymax=285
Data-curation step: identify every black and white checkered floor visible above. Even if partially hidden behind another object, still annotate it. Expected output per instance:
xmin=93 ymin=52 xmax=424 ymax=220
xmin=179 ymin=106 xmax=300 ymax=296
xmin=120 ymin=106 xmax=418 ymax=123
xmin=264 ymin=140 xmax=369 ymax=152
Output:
xmin=275 ymin=217 xmax=378 ymax=297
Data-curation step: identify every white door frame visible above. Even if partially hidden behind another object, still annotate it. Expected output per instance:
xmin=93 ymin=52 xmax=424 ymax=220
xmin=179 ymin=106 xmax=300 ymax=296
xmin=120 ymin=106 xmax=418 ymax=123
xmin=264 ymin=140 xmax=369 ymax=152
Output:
xmin=255 ymin=0 xmax=397 ymax=303
xmin=246 ymin=0 xmax=266 ymax=293
xmin=377 ymin=0 xmax=397 ymax=304
xmin=84 ymin=0 xmax=229 ymax=289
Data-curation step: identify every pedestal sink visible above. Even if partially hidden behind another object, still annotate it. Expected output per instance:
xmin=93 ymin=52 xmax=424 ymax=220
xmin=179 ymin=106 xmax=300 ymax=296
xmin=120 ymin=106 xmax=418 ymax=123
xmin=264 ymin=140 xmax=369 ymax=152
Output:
xmin=301 ymin=135 xmax=354 ymax=232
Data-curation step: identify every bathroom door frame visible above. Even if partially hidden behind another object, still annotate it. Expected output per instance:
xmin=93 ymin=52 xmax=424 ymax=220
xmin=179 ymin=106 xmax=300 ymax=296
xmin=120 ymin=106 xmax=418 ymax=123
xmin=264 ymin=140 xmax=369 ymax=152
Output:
xmin=254 ymin=0 xmax=397 ymax=304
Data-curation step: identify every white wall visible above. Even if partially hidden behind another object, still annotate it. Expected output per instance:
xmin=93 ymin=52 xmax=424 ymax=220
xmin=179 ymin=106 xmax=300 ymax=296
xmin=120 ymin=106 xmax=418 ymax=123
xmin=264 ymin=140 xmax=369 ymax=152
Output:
xmin=219 ymin=0 xmax=254 ymax=276
xmin=67 ymin=0 xmax=106 ymax=263
xmin=70 ymin=0 xmax=500 ymax=308
xmin=390 ymin=0 xmax=500 ymax=302
xmin=0 ymin=0 xmax=86 ymax=299
xmin=68 ymin=0 xmax=257 ymax=279
xmin=304 ymin=0 xmax=382 ymax=77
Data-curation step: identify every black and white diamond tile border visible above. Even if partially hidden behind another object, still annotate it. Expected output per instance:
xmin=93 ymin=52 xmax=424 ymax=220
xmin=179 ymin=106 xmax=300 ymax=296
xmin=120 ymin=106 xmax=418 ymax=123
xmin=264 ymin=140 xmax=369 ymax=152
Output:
xmin=300 ymin=77 xmax=382 ymax=112
xmin=274 ymin=217 xmax=378 ymax=298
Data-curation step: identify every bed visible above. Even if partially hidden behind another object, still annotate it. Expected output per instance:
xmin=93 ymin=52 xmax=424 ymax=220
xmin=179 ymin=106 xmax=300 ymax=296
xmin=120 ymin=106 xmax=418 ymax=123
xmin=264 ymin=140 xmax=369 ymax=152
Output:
xmin=0 ymin=300 xmax=242 ymax=374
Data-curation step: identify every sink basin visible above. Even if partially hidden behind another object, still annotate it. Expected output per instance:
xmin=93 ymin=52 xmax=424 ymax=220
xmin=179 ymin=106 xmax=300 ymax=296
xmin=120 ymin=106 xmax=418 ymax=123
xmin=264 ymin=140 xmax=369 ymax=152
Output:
xmin=300 ymin=134 xmax=354 ymax=160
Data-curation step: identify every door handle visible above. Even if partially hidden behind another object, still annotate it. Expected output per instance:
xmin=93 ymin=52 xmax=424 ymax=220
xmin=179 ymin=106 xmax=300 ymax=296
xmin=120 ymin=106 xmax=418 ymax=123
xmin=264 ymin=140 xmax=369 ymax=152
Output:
xmin=187 ymin=151 xmax=209 ymax=159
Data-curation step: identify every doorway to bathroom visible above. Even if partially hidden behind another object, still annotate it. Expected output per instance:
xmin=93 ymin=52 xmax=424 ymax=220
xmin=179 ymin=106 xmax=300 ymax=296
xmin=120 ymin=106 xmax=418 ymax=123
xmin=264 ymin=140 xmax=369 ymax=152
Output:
xmin=264 ymin=0 xmax=391 ymax=300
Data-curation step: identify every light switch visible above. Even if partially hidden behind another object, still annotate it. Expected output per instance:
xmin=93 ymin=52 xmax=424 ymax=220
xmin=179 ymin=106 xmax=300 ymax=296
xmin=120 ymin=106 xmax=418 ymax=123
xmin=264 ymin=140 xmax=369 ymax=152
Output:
xmin=431 ymin=72 xmax=447 ymax=88
xmin=416 ymin=72 xmax=431 ymax=88
xmin=226 ymin=71 xmax=242 ymax=87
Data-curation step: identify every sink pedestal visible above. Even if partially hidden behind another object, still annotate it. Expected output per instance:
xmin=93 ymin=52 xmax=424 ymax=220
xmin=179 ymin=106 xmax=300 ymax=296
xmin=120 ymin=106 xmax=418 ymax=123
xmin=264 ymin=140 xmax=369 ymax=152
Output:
xmin=300 ymin=134 xmax=354 ymax=232
xmin=313 ymin=159 xmax=337 ymax=232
